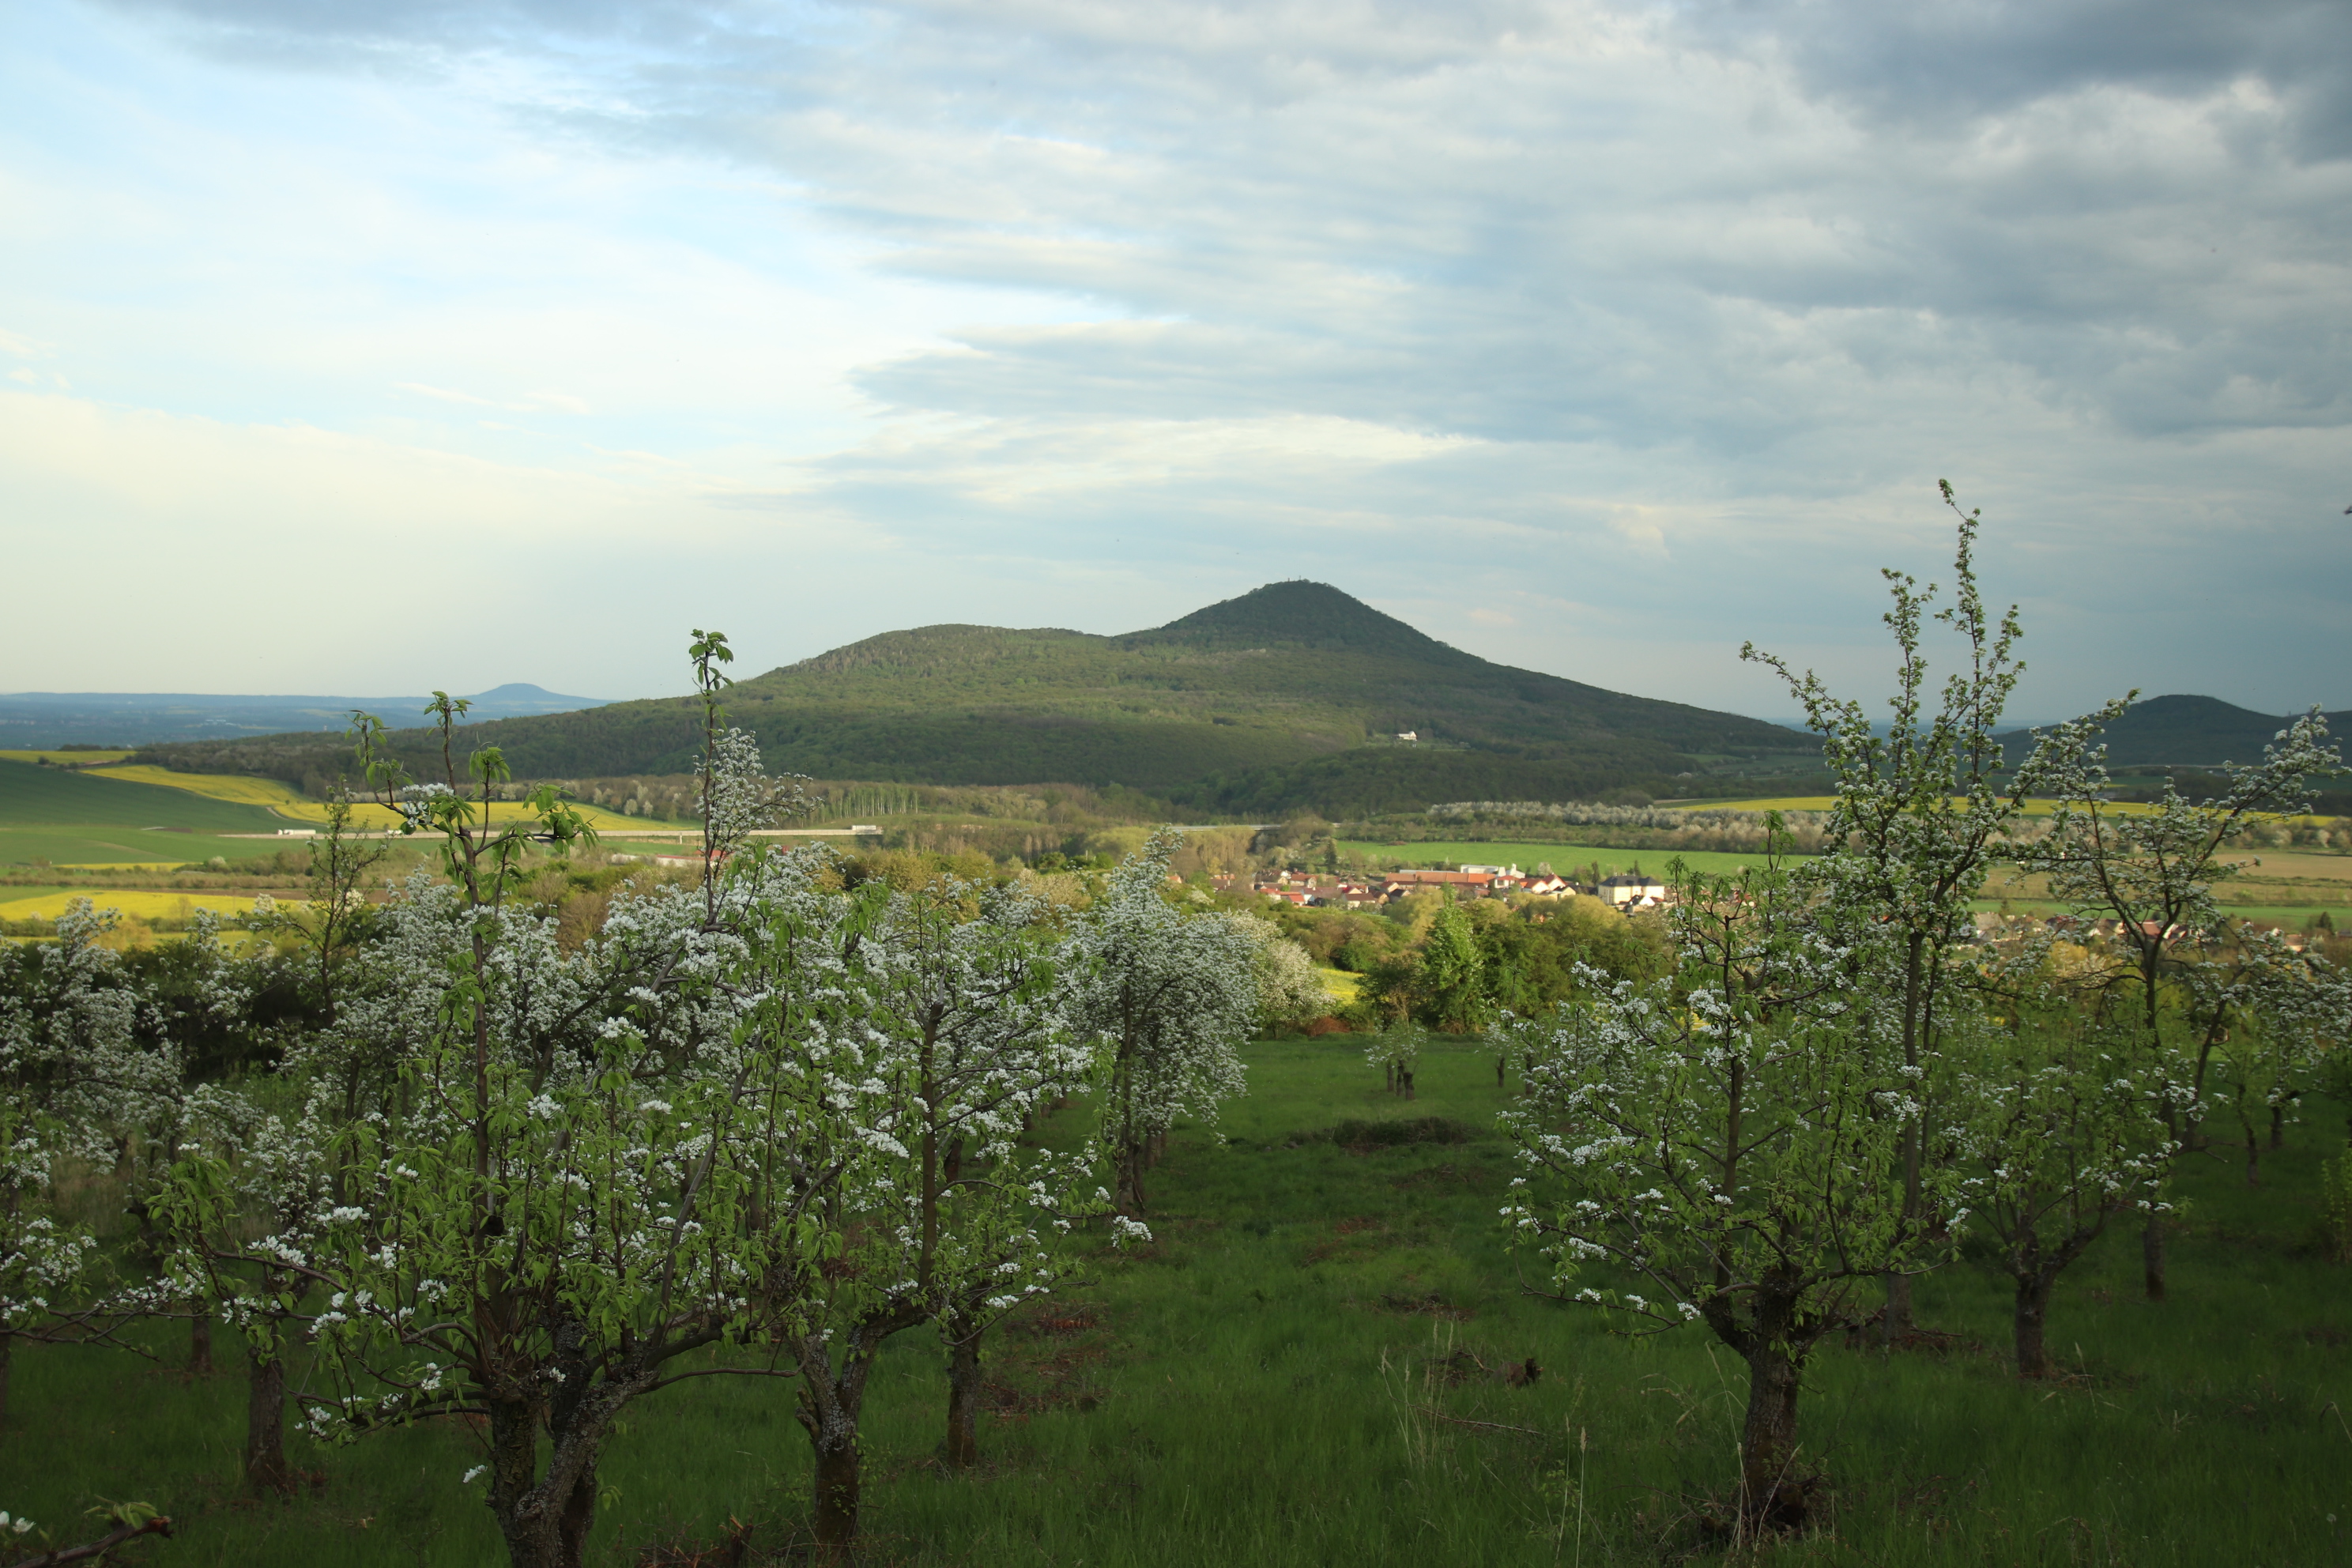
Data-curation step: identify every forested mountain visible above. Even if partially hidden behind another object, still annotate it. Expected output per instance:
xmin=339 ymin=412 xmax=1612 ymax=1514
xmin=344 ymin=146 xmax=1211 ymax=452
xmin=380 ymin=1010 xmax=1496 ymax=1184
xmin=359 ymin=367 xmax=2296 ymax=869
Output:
xmin=139 ymin=582 xmax=1819 ymax=816
xmin=1994 ymin=694 xmax=2352 ymax=769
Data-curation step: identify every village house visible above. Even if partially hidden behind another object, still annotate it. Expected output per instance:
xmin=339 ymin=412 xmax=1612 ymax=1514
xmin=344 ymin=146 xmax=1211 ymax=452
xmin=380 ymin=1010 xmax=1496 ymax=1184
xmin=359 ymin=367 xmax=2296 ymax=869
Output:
xmin=1598 ymin=871 xmax=1668 ymax=908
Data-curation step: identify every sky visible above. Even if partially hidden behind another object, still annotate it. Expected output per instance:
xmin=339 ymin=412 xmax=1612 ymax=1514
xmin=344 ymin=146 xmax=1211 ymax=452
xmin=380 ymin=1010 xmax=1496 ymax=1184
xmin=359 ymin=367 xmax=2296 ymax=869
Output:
xmin=2 ymin=0 xmax=2346 ymax=722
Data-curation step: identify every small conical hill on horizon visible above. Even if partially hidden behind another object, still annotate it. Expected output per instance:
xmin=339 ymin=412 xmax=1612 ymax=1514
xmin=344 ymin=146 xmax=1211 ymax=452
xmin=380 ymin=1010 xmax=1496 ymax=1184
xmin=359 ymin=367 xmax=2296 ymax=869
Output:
xmin=139 ymin=582 xmax=1822 ymax=816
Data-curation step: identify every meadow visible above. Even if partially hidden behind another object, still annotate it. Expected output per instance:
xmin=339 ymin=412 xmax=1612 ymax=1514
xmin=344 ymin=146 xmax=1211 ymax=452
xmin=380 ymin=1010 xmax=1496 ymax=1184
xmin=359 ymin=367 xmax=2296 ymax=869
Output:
xmin=0 ymin=755 xmax=669 ymax=914
xmin=0 ymin=756 xmax=296 ymax=869
xmin=1344 ymin=835 xmax=2352 ymax=925
xmin=86 ymin=765 xmax=656 ymax=833
xmin=9 ymin=1036 xmax=2345 ymax=1566
xmin=1340 ymin=840 xmax=1775 ymax=880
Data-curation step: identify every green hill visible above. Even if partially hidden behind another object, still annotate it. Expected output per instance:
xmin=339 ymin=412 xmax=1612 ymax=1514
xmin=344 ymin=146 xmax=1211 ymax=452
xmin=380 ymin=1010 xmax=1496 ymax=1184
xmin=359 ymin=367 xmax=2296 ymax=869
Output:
xmin=1996 ymin=694 xmax=2352 ymax=769
xmin=137 ymin=582 xmax=1821 ymax=817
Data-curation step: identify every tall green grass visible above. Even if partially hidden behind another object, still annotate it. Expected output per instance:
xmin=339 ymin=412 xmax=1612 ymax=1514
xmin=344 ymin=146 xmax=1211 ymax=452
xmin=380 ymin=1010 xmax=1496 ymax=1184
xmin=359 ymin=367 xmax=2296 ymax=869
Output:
xmin=7 ymin=1039 xmax=2347 ymax=1564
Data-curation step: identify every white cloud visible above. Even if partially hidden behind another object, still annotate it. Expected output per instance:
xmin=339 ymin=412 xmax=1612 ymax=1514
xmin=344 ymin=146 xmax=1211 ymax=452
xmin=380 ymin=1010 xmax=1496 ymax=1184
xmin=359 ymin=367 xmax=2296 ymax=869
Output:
xmin=3 ymin=0 xmax=2346 ymax=719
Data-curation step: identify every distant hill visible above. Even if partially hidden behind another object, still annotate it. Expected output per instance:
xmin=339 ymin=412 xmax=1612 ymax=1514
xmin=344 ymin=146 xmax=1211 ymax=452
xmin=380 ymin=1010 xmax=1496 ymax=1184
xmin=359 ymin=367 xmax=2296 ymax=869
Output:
xmin=0 ymin=684 xmax=612 ymax=747
xmin=1994 ymin=694 xmax=2352 ymax=769
xmin=136 ymin=582 xmax=1820 ymax=817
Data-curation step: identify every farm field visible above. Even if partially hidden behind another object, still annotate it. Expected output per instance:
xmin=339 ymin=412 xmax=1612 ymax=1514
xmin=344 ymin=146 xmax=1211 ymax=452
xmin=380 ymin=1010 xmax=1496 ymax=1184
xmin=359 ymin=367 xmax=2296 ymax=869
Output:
xmin=0 ymin=756 xmax=299 ymax=868
xmin=1340 ymin=839 xmax=1779 ymax=878
xmin=11 ymin=1036 xmax=2346 ymax=1566
xmin=0 ymin=750 xmax=136 ymax=766
xmin=86 ymin=764 xmax=660 ymax=832
xmin=0 ymin=759 xmax=283 ymax=833
xmin=1983 ymin=849 xmax=2352 ymax=922
xmin=0 ymin=827 xmax=305 ymax=869
xmin=1343 ymin=836 xmax=2350 ymax=925
xmin=0 ymin=888 xmax=284 ymax=923
xmin=0 ymin=756 xmax=683 ymax=877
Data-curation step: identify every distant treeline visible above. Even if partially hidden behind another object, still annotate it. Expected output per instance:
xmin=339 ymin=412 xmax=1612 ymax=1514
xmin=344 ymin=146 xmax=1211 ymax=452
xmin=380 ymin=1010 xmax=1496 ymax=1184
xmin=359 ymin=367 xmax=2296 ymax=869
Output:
xmin=1344 ymin=801 xmax=1835 ymax=856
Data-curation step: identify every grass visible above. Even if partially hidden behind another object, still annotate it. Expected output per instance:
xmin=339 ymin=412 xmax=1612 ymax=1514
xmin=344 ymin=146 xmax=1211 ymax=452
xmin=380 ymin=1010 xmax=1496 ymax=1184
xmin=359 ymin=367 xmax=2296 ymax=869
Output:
xmin=1343 ymin=837 xmax=2348 ymax=924
xmin=0 ymin=831 xmax=298 ymax=868
xmin=0 ymin=759 xmax=300 ymax=867
xmin=0 ymin=759 xmax=658 ymax=871
xmin=1340 ymin=839 xmax=1794 ymax=877
xmin=85 ymin=766 xmax=654 ymax=833
xmin=9 ymin=1038 xmax=2348 ymax=1565
xmin=0 ymin=760 xmax=282 ymax=834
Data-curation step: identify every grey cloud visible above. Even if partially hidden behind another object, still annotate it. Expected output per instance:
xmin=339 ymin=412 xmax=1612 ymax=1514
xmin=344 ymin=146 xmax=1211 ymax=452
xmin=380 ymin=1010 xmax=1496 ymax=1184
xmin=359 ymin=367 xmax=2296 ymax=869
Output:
xmin=72 ymin=0 xmax=2352 ymax=710
xmin=1684 ymin=1 xmax=2352 ymax=158
xmin=91 ymin=1 xmax=2352 ymax=447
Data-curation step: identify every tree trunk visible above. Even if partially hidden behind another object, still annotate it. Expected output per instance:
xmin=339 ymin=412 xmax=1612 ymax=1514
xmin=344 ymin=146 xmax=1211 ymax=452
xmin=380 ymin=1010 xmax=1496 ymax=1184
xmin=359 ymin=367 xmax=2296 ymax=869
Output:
xmin=556 ymin=1460 xmax=598 ymax=1568
xmin=1115 ymin=1139 xmax=1148 ymax=1215
xmin=1494 ymin=1054 xmax=1505 ymax=1089
xmin=944 ymin=1328 xmax=982 ymax=1468
xmin=1876 ymin=1272 xmax=1913 ymax=1348
xmin=1738 ymin=1344 xmax=1807 ymax=1533
xmin=0 ymin=1331 xmax=12 ymax=1431
xmin=1883 ymin=933 xmax=1925 ymax=1347
xmin=795 ymin=1316 xmax=912 ymax=1559
xmin=2142 ymin=1212 xmax=2167 ymax=1302
xmin=243 ymin=1347 xmax=292 ymax=1493
xmin=811 ymin=1428 xmax=861 ymax=1554
xmin=487 ymin=1396 xmax=556 ymax=1568
xmin=2011 ymin=1272 xmax=2057 ymax=1379
xmin=189 ymin=1312 xmax=213 ymax=1376
xmin=1398 ymin=1065 xmax=1415 ymax=1101
xmin=2270 ymin=1102 xmax=2286 ymax=1151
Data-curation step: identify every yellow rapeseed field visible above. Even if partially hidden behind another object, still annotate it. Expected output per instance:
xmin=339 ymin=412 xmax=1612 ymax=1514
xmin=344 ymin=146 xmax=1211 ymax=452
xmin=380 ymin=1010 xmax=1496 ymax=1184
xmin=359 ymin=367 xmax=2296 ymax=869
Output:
xmin=95 ymin=765 xmax=310 ymax=808
xmin=0 ymin=890 xmax=296 ymax=922
xmin=1317 ymin=967 xmax=1360 ymax=1002
xmin=88 ymin=766 xmax=643 ymax=831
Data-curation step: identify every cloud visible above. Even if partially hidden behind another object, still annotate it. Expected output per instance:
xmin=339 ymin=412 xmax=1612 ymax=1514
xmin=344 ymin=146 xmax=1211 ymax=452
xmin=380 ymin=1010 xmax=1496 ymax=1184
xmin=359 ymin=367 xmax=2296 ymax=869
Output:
xmin=12 ymin=1 xmax=2349 ymax=718
xmin=394 ymin=381 xmax=594 ymax=413
xmin=1683 ymin=1 xmax=2352 ymax=157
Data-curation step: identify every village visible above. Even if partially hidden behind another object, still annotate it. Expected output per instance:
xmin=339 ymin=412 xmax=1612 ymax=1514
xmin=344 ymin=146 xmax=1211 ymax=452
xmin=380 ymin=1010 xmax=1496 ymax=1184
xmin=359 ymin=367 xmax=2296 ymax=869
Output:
xmin=1222 ymin=863 xmax=1670 ymax=910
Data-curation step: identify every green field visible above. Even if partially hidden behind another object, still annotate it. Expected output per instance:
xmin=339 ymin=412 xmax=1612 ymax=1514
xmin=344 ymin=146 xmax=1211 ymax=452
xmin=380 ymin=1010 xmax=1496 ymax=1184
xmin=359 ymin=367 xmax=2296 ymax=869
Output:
xmin=0 ymin=759 xmax=284 ymax=831
xmin=1340 ymin=839 xmax=1789 ymax=878
xmin=0 ymin=757 xmax=293 ymax=869
xmin=1348 ymin=838 xmax=2349 ymax=925
xmin=13 ymin=1038 xmax=2346 ymax=1565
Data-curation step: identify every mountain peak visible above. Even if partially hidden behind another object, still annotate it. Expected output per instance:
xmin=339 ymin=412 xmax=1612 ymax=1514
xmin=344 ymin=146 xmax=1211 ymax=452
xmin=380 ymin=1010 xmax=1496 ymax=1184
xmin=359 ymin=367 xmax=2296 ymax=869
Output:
xmin=1131 ymin=581 xmax=1465 ymax=662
